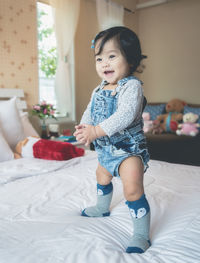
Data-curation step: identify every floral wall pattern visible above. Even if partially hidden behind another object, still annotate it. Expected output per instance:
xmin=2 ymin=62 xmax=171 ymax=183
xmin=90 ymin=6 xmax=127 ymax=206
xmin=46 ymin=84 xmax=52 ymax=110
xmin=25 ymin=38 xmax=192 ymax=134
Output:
xmin=0 ymin=0 xmax=38 ymax=107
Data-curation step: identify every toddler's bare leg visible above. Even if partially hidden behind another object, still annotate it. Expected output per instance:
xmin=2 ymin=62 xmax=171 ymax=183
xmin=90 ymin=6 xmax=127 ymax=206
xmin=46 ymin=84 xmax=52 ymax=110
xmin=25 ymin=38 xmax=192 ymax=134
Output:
xmin=120 ymin=156 xmax=144 ymax=201
xmin=81 ymin=163 xmax=113 ymax=217
xmin=96 ymin=163 xmax=113 ymax=185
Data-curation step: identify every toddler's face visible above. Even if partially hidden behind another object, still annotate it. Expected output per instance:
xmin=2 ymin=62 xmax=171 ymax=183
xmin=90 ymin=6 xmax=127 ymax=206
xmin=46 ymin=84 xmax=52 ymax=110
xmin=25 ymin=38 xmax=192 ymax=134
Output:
xmin=95 ymin=38 xmax=131 ymax=85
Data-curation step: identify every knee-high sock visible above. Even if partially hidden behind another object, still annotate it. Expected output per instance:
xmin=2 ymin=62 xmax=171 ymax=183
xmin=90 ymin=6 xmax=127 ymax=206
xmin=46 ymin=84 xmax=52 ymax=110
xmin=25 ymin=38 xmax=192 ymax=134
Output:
xmin=81 ymin=182 xmax=113 ymax=217
xmin=126 ymin=194 xmax=151 ymax=253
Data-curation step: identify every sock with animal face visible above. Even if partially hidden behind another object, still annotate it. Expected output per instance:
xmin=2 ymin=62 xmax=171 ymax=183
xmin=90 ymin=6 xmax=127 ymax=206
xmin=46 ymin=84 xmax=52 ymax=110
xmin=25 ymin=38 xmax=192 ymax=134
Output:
xmin=81 ymin=182 xmax=113 ymax=217
xmin=126 ymin=194 xmax=151 ymax=253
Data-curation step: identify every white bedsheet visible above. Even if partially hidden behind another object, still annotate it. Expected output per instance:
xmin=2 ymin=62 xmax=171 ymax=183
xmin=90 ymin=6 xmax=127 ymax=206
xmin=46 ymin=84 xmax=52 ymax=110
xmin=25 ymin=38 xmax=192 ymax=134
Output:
xmin=0 ymin=151 xmax=200 ymax=263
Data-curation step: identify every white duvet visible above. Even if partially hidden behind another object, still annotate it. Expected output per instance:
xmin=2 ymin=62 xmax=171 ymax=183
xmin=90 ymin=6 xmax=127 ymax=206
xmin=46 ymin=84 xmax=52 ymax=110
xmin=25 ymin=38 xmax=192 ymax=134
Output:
xmin=0 ymin=151 xmax=200 ymax=263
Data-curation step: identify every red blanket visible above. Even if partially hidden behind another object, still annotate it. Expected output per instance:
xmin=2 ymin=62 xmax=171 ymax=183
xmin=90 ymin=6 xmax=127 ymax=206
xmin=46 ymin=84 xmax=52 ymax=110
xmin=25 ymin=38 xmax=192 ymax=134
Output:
xmin=33 ymin=139 xmax=85 ymax=161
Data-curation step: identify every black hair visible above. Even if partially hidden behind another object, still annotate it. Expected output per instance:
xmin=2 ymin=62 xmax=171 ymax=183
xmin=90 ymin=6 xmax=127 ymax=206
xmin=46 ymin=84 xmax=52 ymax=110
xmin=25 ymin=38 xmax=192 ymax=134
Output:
xmin=94 ymin=26 xmax=147 ymax=74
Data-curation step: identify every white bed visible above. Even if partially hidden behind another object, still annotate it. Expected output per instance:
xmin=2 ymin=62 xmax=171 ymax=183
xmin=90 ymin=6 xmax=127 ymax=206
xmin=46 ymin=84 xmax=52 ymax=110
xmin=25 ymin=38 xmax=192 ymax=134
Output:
xmin=0 ymin=151 xmax=200 ymax=263
xmin=0 ymin=90 xmax=200 ymax=262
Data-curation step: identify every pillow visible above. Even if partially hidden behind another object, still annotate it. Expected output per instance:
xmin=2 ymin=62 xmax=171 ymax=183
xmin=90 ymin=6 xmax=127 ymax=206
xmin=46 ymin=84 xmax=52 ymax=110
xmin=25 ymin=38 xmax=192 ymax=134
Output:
xmin=20 ymin=112 xmax=40 ymax=137
xmin=0 ymin=129 xmax=14 ymax=162
xmin=0 ymin=97 xmax=26 ymax=150
xmin=144 ymin=104 xmax=166 ymax=120
xmin=183 ymin=106 xmax=200 ymax=123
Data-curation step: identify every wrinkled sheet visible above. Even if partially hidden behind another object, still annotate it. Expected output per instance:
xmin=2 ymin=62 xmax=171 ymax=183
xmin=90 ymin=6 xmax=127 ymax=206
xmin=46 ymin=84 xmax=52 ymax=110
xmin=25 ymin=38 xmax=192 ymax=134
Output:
xmin=0 ymin=151 xmax=200 ymax=263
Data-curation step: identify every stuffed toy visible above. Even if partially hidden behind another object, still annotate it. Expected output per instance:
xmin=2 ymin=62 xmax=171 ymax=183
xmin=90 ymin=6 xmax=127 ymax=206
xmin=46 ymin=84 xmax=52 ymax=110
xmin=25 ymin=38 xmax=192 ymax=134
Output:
xmin=157 ymin=99 xmax=187 ymax=133
xmin=142 ymin=112 xmax=154 ymax=133
xmin=14 ymin=136 xmax=85 ymax=161
xmin=176 ymin=112 xmax=200 ymax=136
xmin=151 ymin=119 xmax=164 ymax=134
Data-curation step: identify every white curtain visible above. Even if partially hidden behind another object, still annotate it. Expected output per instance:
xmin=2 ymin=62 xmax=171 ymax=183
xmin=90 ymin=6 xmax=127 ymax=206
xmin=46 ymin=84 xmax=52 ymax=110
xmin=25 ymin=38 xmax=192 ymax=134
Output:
xmin=50 ymin=0 xmax=80 ymax=117
xmin=96 ymin=0 xmax=124 ymax=31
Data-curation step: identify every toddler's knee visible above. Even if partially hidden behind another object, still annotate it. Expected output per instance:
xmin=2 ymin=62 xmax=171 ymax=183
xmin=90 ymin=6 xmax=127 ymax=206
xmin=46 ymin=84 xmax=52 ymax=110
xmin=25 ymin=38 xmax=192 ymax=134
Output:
xmin=124 ymin=187 xmax=144 ymax=202
xmin=96 ymin=167 xmax=112 ymax=185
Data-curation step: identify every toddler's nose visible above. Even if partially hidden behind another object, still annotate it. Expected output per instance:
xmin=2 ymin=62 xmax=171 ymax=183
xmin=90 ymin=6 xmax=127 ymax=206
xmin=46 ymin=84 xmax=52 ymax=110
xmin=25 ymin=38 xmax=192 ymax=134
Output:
xmin=102 ymin=59 xmax=109 ymax=68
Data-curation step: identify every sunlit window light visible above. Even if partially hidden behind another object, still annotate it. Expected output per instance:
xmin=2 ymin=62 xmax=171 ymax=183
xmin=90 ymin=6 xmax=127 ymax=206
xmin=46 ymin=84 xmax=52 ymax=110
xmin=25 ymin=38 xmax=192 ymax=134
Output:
xmin=37 ymin=2 xmax=57 ymax=107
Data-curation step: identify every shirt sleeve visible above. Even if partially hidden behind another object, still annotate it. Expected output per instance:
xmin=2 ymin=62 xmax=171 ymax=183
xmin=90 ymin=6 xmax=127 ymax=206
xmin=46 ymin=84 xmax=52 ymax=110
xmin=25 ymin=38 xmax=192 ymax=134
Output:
xmin=80 ymin=88 xmax=97 ymax=125
xmin=80 ymin=101 xmax=93 ymax=125
xmin=99 ymin=80 xmax=143 ymax=137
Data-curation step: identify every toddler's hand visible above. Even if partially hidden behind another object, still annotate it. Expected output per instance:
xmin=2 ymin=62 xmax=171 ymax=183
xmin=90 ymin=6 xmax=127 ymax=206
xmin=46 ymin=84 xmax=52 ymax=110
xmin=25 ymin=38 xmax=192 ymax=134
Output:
xmin=74 ymin=124 xmax=97 ymax=146
xmin=73 ymin=124 xmax=85 ymax=143
xmin=74 ymin=124 xmax=85 ymax=134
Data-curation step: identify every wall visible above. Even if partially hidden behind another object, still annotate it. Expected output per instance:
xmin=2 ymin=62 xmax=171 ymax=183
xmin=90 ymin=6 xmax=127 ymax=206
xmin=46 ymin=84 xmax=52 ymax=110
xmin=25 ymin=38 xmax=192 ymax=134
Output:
xmin=137 ymin=0 xmax=200 ymax=103
xmin=0 ymin=0 xmax=138 ymax=125
xmin=1 ymin=0 xmax=199 ymax=126
xmin=75 ymin=0 xmax=138 ymax=123
xmin=0 ymin=0 xmax=38 ymax=108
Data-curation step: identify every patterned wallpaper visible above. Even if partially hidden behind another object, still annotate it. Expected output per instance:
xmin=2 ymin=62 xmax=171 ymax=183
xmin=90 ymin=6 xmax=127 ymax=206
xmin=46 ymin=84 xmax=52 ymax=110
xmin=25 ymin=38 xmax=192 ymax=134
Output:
xmin=0 ymin=0 xmax=39 ymax=108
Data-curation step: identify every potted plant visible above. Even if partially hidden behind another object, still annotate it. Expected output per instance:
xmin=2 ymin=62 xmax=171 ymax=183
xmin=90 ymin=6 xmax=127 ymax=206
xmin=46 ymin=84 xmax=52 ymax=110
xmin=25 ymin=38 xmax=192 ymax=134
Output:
xmin=31 ymin=101 xmax=57 ymax=138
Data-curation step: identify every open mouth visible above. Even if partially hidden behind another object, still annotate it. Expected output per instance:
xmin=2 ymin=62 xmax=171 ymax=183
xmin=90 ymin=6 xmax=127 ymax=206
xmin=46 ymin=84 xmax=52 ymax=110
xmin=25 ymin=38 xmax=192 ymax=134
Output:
xmin=104 ymin=70 xmax=114 ymax=75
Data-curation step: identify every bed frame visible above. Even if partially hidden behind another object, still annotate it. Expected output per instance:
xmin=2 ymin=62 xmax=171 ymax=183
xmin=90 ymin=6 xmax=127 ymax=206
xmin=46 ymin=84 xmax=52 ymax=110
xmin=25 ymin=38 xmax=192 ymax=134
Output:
xmin=0 ymin=88 xmax=27 ymax=111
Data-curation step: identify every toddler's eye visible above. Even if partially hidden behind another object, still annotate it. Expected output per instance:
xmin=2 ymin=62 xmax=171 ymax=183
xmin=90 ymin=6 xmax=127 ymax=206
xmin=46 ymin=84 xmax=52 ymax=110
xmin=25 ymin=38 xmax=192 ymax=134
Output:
xmin=96 ymin=57 xmax=102 ymax=62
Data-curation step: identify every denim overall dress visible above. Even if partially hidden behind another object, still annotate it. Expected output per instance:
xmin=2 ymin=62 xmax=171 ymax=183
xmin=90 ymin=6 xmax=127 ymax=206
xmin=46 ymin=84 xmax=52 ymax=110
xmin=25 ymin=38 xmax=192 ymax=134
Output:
xmin=91 ymin=77 xmax=149 ymax=177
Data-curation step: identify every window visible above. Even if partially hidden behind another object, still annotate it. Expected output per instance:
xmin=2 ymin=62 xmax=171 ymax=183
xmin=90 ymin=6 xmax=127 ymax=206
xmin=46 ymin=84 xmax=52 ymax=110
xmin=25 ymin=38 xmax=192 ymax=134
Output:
xmin=37 ymin=1 xmax=77 ymax=121
xmin=37 ymin=2 xmax=57 ymax=107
